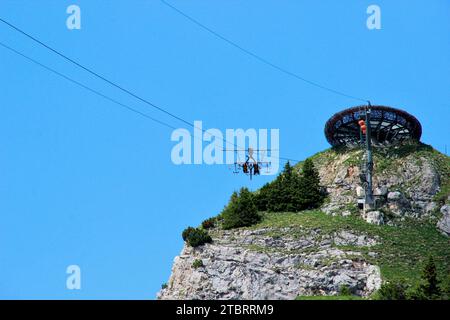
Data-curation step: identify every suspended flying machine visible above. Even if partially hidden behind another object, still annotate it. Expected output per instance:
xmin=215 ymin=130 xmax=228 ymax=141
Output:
xmin=224 ymin=147 xmax=273 ymax=180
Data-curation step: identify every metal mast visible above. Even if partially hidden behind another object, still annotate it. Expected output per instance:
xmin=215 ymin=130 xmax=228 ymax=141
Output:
xmin=357 ymin=103 xmax=374 ymax=209
xmin=364 ymin=104 xmax=374 ymax=206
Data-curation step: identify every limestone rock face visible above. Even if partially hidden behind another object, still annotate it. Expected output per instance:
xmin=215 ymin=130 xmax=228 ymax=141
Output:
xmin=437 ymin=205 xmax=450 ymax=236
xmin=374 ymin=186 xmax=388 ymax=197
xmin=387 ymin=191 xmax=402 ymax=201
xmin=315 ymin=146 xmax=444 ymax=222
xmin=158 ymin=228 xmax=381 ymax=300
xmin=363 ymin=211 xmax=384 ymax=225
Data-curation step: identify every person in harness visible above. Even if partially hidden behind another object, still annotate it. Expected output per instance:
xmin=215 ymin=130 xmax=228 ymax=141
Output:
xmin=242 ymin=161 xmax=249 ymax=174
xmin=253 ymin=163 xmax=260 ymax=175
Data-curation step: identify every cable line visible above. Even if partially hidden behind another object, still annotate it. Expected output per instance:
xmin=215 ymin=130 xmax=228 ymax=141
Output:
xmin=0 ymin=42 xmax=300 ymax=163
xmin=0 ymin=41 xmax=239 ymax=155
xmin=0 ymin=17 xmax=241 ymax=150
xmin=0 ymin=18 xmax=302 ymax=163
xmin=160 ymin=0 xmax=369 ymax=103
xmin=0 ymin=17 xmax=196 ymax=129
xmin=0 ymin=41 xmax=178 ymax=130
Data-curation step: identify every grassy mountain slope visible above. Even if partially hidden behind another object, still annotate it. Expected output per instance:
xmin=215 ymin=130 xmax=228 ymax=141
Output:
xmin=159 ymin=142 xmax=450 ymax=300
xmin=251 ymin=211 xmax=449 ymax=292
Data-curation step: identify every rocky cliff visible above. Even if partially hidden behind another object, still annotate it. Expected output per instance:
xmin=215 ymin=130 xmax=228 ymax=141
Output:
xmin=311 ymin=142 xmax=449 ymax=232
xmin=158 ymin=142 xmax=450 ymax=300
xmin=158 ymin=227 xmax=381 ymax=299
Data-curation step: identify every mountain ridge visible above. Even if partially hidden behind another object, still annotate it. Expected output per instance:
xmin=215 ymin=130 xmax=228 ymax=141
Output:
xmin=158 ymin=142 xmax=450 ymax=300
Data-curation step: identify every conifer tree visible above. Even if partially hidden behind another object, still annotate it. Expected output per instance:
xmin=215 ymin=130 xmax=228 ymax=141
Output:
xmin=253 ymin=159 xmax=324 ymax=213
xmin=416 ymin=256 xmax=441 ymax=299
xmin=298 ymin=158 xmax=324 ymax=209
xmin=255 ymin=182 xmax=272 ymax=211
xmin=409 ymin=256 xmax=442 ymax=300
xmin=222 ymin=188 xmax=260 ymax=229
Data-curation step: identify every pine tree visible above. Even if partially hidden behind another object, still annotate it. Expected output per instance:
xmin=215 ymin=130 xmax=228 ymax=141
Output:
xmin=280 ymin=161 xmax=297 ymax=212
xmin=268 ymin=161 xmax=302 ymax=212
xmin=255 ymin=182 xmax=271 ymax=211
xmin=411 ymin=256 xmax=441 ymax=299
xmin=181 ymin=226 xmax=212 ymax=247
xmin=222 ymin=191 xmax=239 ymax=218
xmin=420 ymin=256 xmax=441 ymax=298
xmin=222 ymin=188 xmax=261 ymax=229
xmin=254 ymin=159 xmax=324 ymax=213
xmin=298 ymin=158 xmax=324 ymax=209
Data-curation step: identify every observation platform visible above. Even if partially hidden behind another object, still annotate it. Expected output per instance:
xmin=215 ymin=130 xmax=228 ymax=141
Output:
xmin=324 ymin=105 xmax=422 ymax=147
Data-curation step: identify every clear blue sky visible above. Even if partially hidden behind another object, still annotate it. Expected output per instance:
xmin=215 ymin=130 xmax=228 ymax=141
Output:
xmin=0 ymin=0 xmax=449 ymax=299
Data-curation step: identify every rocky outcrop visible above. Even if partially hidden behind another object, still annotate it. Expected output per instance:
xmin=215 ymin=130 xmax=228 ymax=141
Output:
xmin=363 ymin=211 xmax=384 ymax=225
xmin=159 ymin=144 xmax=448 ymax=300
xmin=314 ymin=145 xmax=445 ymax=222
xmin=437 ymin=205 xmax=450 ymax=236
xmin=158 ymin=228 xmax=381 ymax=300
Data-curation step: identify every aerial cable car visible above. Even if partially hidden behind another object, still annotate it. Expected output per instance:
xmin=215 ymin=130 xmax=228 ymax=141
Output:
xmin=223 ymin=147 xmax=274 ymax=180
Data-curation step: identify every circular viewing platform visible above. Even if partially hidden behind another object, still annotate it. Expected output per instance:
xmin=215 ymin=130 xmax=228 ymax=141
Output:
xmin=325 ymin=105 xmax=422 ymax=147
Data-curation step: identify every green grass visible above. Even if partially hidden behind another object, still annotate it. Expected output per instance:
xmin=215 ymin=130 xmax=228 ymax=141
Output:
xmin=296 ymin=295 xmax=364 ymax=300
xmin=251 ymin=211 xmax=450 ymax=286
xmin=242 ymin=143 xmax=450 ymax=300
xmin=248 ymin=210 xmax=450 ymax=300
